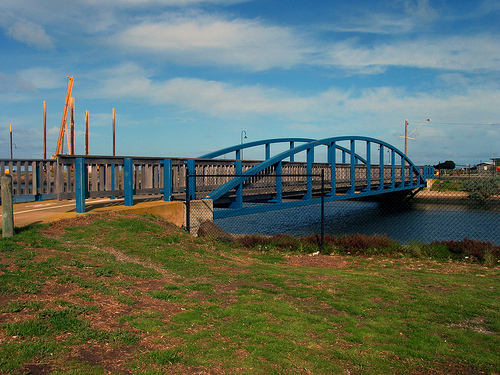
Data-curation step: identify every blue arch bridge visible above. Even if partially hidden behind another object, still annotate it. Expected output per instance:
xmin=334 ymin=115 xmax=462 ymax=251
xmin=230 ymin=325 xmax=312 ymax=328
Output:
xmin=0 ymin=136 xmax=434 ymax=220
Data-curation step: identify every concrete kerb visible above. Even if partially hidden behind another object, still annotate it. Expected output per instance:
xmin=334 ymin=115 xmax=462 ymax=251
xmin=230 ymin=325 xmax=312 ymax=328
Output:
xmin=1 ymin=198 xmax=214 ymax=237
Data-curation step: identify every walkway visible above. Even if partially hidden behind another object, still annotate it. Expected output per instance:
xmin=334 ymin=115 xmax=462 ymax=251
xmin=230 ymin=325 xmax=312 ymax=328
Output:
xmin=0 ymin=196 xmax=183 ymax=229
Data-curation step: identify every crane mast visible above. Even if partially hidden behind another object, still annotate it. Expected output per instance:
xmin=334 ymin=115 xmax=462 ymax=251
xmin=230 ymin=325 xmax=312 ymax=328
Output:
xmin=53 ymin=76 xmax=74 ymax=157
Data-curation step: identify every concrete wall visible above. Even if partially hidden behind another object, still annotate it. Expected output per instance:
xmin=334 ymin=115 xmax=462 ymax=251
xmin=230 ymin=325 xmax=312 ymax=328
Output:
xmin=117 ymin=199 xmax=214 ymax=236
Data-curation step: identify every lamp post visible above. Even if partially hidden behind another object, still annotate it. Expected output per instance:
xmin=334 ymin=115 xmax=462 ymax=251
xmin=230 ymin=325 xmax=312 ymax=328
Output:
xmin=403 ymin=118 xmax=431 ymax=156
xmin=240 ymin=130 xmax=247 ymax=159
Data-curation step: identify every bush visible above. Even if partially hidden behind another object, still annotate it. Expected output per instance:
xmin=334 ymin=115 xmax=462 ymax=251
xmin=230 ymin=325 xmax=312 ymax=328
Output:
xmin=430 ymin=238 xmax=500 ymax=262
xmin=321 ymin=233 xmax=401 ymax=255
xmin=461 ymin=177 xmax=500 ymax=202
xmin=237 ymin=234 xmax=304 ymax=252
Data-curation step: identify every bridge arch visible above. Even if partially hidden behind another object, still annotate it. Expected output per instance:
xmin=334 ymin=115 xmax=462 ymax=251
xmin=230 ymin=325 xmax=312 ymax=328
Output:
xmin=199 ymin=137 xmax=368 ymax=164
xmin=190 ymin=136 xmax=433 ymax=217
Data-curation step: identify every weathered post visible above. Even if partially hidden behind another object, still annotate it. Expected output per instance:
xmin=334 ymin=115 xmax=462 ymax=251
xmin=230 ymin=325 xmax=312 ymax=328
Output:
xmin=1 ymin=174 xmax=14 ymax=237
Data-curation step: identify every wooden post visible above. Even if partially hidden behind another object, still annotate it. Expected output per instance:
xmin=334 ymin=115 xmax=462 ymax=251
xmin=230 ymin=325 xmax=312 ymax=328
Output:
xmin=9 ymin=124 xmax=13 ymax=159
xmin=85 ymin=110 xmax=89 ymax=155
xmin=1 ymin=174 xmax=14 ymax=237
xmin=70 ymin=97 xmax=75 ymax=155
xmin=43 ymin=101 xmax=47 ymax=159
xmin=112 ymin=108 xmax=116 ymax=156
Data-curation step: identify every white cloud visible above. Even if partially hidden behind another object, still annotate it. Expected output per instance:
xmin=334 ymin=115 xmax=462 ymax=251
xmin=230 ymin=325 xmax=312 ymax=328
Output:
xmin=111 ymin=14 xmax=313 ymax=71
xmin=6 ymin=18 xmax=55 ymax=49
xmin=81 ymin=0 xmax=248 ymax=5
xmin=323 ymin=35 xmax=500 ymax=73
xmin=90 ymin=63 xmax=500 ymax=133
xmin=109 ymin=12 xmax=500 ymax=74
xmin=19 ymin=68 xmax=67 ymax=90
xmin=0 ymin=73 xmax=35 ymax=93
xmin=93 ymin=64 xmax=315 ymax=116
xmin=399 ymin=0 xmax=440 ymax=20
xmin=326 ymin=14 xmax=416 ymax=35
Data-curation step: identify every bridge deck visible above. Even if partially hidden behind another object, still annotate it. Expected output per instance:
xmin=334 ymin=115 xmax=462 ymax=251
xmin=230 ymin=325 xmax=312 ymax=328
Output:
xmin=1 ymin=136 xmax=433 ymax=216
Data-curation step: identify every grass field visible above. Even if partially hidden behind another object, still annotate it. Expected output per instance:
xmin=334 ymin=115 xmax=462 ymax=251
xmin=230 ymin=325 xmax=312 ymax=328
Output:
xmin=0 ymin=212 xmax=499 ymax=374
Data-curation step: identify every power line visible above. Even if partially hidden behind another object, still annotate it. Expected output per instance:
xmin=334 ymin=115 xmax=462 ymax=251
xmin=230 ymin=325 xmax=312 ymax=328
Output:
xmin=416 ymin=122 xmax=500 ymax=126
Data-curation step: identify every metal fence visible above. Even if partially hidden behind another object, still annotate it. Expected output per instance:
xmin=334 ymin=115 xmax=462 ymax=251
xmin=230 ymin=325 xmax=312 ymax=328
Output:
xmin=187 ymin=172 xmax=500 ymax=246
xmin=186 ymin=171 xmax=328 ymax=248
xmin=2 ymin=156 xmax=499 ymax=246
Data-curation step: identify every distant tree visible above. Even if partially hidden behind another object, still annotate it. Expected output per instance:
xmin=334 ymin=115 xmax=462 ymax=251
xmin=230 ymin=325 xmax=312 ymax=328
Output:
xmin=434 ymin=160 xmax=455 ymax=170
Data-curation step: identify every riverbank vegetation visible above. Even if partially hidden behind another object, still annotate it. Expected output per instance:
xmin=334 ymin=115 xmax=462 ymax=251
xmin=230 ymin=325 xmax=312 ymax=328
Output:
xmin=430 ymin=175 xmax=500 ymax=201
xmin=237 ymin=233 xmax=500 ymax=267
xmin=1 ymin=212 xmax=499 ymax=374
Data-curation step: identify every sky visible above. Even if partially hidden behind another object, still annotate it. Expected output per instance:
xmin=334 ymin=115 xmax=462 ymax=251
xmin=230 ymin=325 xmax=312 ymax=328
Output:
xmin=0 ymin=0 xmax=499 ymax=166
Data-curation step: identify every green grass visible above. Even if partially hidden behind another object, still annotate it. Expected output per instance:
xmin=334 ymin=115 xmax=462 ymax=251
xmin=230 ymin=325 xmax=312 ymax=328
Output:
xmin=0 ymin=212 xmax=498 ymax=374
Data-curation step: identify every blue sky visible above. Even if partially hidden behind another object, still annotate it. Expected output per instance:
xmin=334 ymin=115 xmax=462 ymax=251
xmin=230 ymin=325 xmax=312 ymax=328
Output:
xmin=0 ymin=0 xmax=499 ymax=166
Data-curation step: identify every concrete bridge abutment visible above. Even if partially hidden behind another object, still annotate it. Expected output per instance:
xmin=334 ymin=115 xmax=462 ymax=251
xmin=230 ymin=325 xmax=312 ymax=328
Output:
xmin=117 ymin=199 xmax=214 ymax=236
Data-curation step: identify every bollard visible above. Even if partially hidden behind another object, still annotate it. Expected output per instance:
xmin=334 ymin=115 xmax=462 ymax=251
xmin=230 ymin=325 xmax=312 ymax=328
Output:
xmin=1 ymin=174 xmax=14 ymax=237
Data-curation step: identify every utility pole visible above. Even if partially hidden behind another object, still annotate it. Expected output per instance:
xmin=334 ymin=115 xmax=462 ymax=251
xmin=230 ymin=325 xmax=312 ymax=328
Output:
xmin=85 ymin=110 xmax=89 ymax=155
xmin=404 ymin=119 xmax=409 ymax=156
xmin=43 ymin=101 xmax=47 ymax=159
xmin=402 ymin=118 xmax=431 ymax=156
xmin=112 ymin=108 xmax=116 ymax=156
xmin=9 ymin=124 xmax=13 ymax=159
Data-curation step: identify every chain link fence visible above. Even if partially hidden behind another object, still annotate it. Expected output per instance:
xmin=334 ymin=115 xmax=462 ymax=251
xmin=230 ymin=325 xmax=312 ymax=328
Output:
xmin=185 ymin=170 xmax=500 ymax=247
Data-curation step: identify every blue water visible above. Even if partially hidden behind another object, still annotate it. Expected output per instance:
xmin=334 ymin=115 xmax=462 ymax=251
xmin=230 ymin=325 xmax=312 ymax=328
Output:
xmin=215 ymin=200 xmax=500 ymax=245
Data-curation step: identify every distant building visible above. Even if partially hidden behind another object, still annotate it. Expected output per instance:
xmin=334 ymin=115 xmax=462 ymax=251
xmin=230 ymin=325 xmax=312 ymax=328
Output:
xmin=492 ymin=158 xmax=500 ymax=166
xmin=473 ymin=161 xmax=493 ymax=172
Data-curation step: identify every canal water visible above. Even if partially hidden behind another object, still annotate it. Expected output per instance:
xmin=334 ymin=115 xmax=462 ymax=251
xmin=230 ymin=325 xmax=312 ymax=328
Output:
xmin=215 ymin=199 xmax=500 ymax=245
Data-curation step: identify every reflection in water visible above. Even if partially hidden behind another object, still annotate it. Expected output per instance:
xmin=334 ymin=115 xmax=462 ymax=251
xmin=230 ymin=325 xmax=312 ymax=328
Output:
xmin=215 ymin=200 xmax=500 ymax=245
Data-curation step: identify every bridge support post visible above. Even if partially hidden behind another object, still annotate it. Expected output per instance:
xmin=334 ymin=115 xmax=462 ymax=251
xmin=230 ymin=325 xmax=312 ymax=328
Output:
xmin=303 ymin=148 xmax=313 ymax=200
xmin=1 ymin=174 xmax=14 ymax=237
xmin=391 ymin=149 xmax=396 ymax=188
xmin=275 ymin=161 xmax=282 ymax=203
xmin=348 ymin=140 xmax=355 ymax=194
xmin=328 ymin=142 xmax=336 ymax=195
xmin=124 ymin=158 xmax=133 ymax=206
xmin=162 ymin=159 xmax=173 ymax=201
xmin=366 ymin=141 xmax=371 ymax=191
xmin=186 ymin=160 xmax=196 ymax=201
xmin=111 ymin=163 xmax=116 ymax=199
xmin=75 ymin=158 xmax=86 ymax=213
xmin=35 ymin=163 xmax=43 ymax=202
xmin=232 ymin=160 xmax=243 ymax=209
xmin=378 ymin=145 xmax=385 ymax=190
xmin=400 ymin=156 xmax=406 ymax=187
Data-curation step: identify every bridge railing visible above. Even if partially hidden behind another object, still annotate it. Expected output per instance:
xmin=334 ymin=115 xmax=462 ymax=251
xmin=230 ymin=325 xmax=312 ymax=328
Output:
xmin=1 ymin=156 xmax=433 ymax=210
xmin=0 ymin=159 xmax=58 ymax=200
xmin=185 ymin=160 xmax=429 ymax=201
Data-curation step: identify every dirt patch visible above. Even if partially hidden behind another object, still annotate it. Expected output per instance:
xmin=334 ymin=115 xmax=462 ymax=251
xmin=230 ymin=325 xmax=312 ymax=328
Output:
xmin=19 ymin=363 xmax=53 ymax=375
xmin=70 ymin=343 xmax=135 ymax=374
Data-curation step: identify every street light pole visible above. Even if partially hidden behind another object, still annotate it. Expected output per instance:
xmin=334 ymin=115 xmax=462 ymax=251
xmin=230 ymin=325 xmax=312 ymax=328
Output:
xmin=240 ymin=130 xmax=247 ymax=159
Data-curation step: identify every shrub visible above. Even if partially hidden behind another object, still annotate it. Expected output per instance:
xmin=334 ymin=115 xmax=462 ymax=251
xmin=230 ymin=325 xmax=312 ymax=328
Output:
xmin=327 ymin=233 xmax=398 ymax=253
xmin=461 ymin=177 xmax=500 ymax=202
xmin=430 ymin=238 xmax=500 ymax=262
